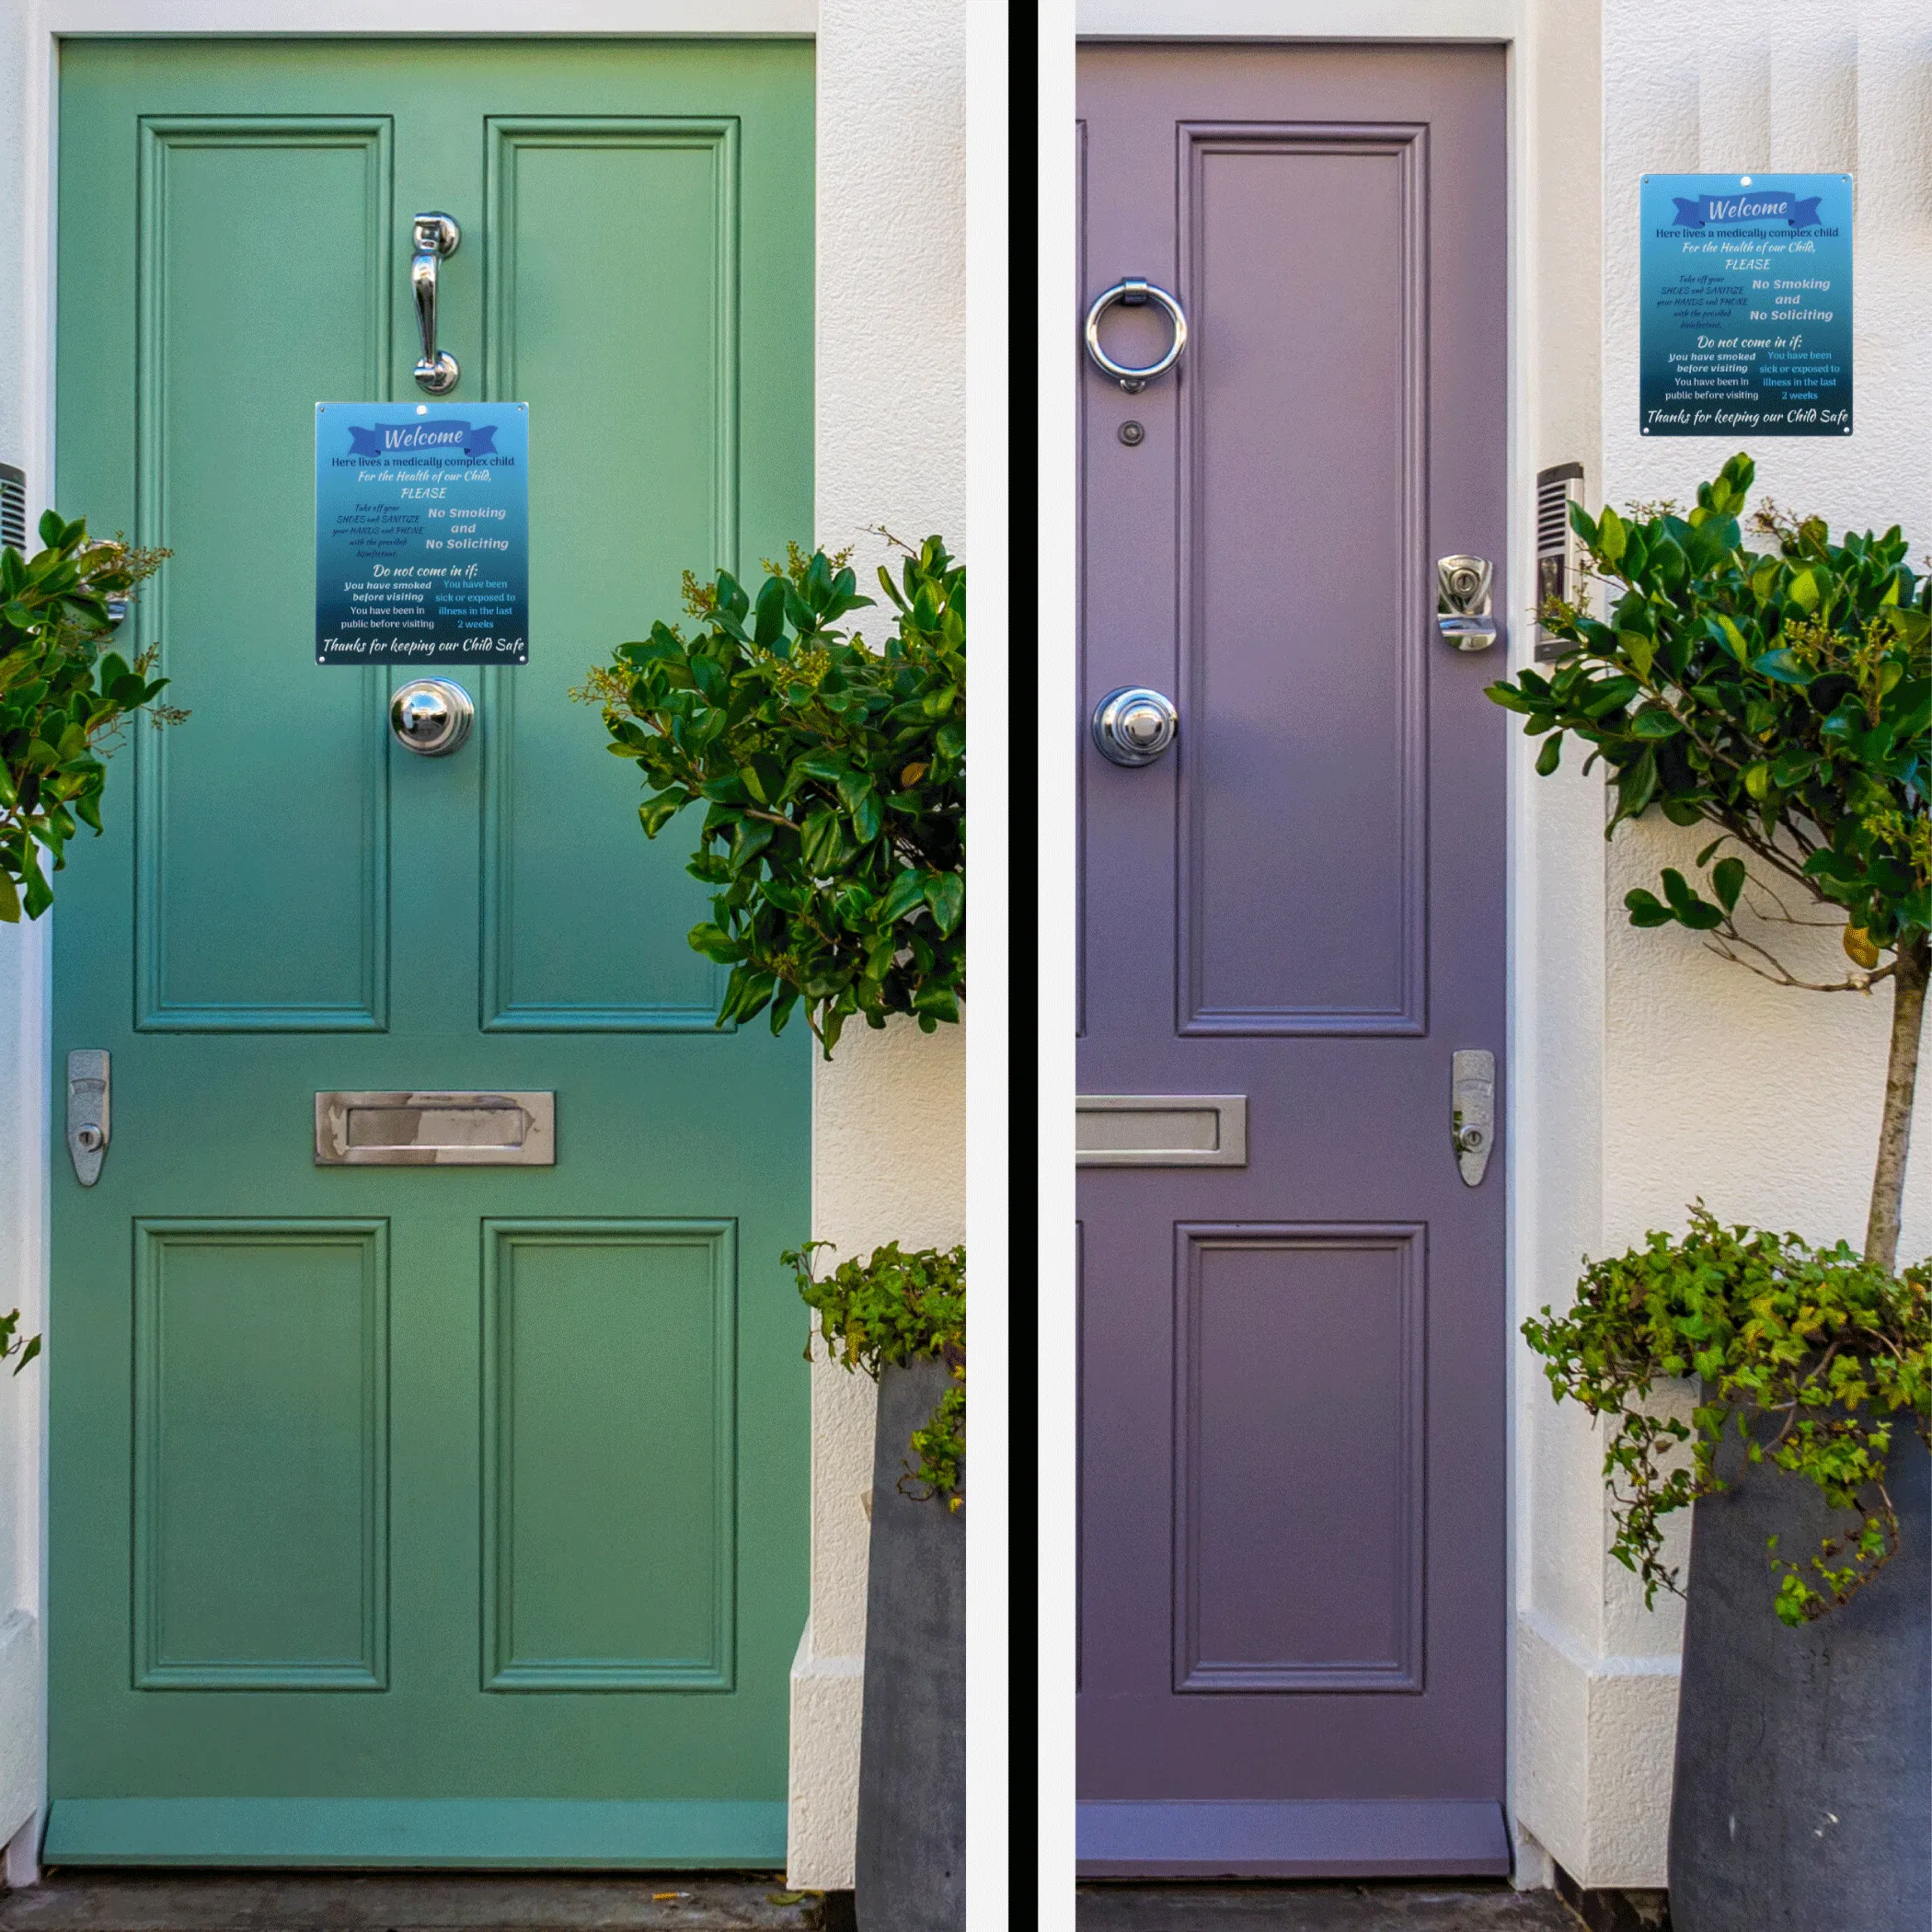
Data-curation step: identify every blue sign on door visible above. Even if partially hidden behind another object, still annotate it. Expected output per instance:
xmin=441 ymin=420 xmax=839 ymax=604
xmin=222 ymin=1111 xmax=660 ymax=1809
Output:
xmin=316 ymin=401 xmax=529 ymax=662
xmin=1639 ymin=174 xmax=1852 ymax=438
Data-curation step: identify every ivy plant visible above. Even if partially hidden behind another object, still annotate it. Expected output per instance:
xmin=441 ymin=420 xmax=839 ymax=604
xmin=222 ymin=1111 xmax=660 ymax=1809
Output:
xmin=583 ymin=534 xmax=964 ymax=1055
xmin=786 ymin=1240 xmax=965 ymax=1511
xmin=2 ymin=512 xmax=178 ymax=923
xmin=1524 ymin=1209 xmax=1929 ymax=1627
xmin=0 ymin=1309 xmax=40 ymax=1379
xmin=1489 ymin=454 xmax=1928 ymax=1270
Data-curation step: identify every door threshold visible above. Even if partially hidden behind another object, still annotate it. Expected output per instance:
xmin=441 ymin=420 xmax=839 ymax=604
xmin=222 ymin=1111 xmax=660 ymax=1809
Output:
xmin=1 ymin=1872 xmax=821 ymax=1931
xmin=1075 ymin=1880 xmax=1581 ymax=1930
xmin=1076 ymin=1800 xmax=1513 ymax=1880
xmin=40 ymin=1802 xmax=786 ymax=1872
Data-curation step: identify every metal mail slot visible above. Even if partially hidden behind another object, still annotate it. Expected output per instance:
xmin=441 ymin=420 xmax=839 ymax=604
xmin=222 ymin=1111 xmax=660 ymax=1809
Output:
xmin=316 ymin=1091 xmax=555 ymax=1167
xmin=1075 ymin=1094 xmax=1248 ymax=1167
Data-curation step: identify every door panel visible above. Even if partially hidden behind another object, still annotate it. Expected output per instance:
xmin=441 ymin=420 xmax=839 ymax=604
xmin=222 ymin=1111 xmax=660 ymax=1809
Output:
xmin=132 ymin=1222 xmax=389 ymax=1691
xmin=136 ymin=121 xmax=395 ymax=1031
xmin=1076 ymin=44 xmax=1509 ymax=1880
xmin=1176 ymin=1225 xmax=1424 ymax=1695
xmin=52 ymin=39 xmax=812 ymax=1869
xmin=479 ymin=118 xmax=739 ymax=1031
xmin=480 ymin=1220 xmax=736 ymax=1691
xmin=1180 ymin=128 xmax=1425 ymax=1033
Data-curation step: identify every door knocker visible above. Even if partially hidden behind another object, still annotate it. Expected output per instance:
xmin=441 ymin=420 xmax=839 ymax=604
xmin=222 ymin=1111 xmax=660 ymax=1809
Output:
xmin=1083 ymin=279 xmax=1189 ymax=393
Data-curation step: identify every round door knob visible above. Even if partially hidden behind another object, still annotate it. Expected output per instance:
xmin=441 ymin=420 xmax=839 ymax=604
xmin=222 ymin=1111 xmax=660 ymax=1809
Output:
xmin=389 ymin=677 xmax=475 ymax=757
xmin=1091 ymin=685 xmax=1179 ymax=766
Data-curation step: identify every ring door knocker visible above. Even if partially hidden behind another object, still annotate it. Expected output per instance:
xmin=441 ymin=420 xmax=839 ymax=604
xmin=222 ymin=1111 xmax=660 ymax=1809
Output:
xmin=1083 ymin=278 xmax=1189 ymax=393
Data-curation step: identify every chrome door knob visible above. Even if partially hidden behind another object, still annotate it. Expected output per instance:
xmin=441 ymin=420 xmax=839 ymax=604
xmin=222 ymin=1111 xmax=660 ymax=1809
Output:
xmin=389 ymin=677 xmax=475 ymax=756
xmin=1091 ymin=685 xmax=1179 ymax=765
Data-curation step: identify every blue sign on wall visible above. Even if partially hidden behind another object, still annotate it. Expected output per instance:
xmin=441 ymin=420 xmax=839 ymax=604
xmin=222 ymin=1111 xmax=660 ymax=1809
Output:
xmin=316 ymin=401 xmax=529 ymax=663
xmin=1639 ymin=173 xmax=1853 ymax=438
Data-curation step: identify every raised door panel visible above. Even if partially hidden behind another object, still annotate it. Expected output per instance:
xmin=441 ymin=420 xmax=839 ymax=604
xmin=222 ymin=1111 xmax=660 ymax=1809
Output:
xmin=1178 ymin=127 xmax=1426 ymax=1036
xmin=133 ymin=121 xmax=392 ymax=1031
xmin=1174 ymin=1225 xmax=1423 ymax=1693
xmin=480 ymin=121 xmax=737 ymax=1030
xmin=482 ymin=1221 xmax=736 ymax=1689
xmin=132 ymin=1221 xmax=388 ymax=1689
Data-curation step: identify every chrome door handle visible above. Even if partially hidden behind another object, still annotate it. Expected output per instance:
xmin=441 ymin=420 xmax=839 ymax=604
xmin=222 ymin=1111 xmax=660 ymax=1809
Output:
xmin=1091 ymin=686 xmax=1179 ymax=765
xmin=390 ymin=677 xmax=474 ymax=756
xmin=411 ymin=212 xmax=461 ymax=395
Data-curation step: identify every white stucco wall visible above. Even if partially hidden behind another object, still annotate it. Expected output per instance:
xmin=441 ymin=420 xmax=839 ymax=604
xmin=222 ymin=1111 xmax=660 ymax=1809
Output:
xmin=0 ymin=0 xmax=52 ymax=1871
xmin=1515 ymin=0 xmax=1932 ymax=1891
xmin=788 ymin=0 xmax=968 ymax=1890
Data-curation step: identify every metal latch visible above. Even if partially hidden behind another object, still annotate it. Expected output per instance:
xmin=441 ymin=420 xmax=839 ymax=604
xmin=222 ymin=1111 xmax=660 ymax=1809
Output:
xmin=1452 ymin=1050 xmax=1495 ymax=1187
xmin=66 ymin=1050 xmax=109 ymax=1187
xmin=1436 ymin=554 xmax=1500 ymax=651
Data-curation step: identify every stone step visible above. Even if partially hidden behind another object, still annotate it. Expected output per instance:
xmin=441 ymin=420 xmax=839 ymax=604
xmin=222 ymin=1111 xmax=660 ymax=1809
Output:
xmin=0 ymin=1876 xmax=828 ymax=1932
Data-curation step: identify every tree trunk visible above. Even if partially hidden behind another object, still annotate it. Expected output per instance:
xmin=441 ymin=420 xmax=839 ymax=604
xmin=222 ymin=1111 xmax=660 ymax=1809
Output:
xmin=1866 ymin=934 xmax=1928 ymax=1272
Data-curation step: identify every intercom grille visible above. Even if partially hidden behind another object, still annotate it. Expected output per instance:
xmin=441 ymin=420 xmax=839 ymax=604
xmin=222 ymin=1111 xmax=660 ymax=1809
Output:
xmin=0 ymin=466 xmax=24 ymax=554
xmin=1535 ymin=462 xmax=1585 ymax=661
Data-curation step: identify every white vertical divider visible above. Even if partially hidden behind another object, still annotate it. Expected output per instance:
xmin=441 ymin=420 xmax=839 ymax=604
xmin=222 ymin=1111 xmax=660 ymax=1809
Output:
xmin=964 ymin=0 xmax=1011 ymax=1925
xmin=1035 ymin=1 xmax=1079 ymax=1925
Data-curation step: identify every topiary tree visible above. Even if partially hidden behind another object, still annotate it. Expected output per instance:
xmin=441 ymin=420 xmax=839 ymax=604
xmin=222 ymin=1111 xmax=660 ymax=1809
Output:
xmin=1489 ymin=453 xmax=1928 ymax=1270
xmin=581 ymin=532 xmax=963 ymax=1055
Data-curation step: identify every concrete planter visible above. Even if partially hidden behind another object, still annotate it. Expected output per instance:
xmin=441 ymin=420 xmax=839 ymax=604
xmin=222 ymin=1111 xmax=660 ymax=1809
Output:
xmin=853 ymin=1357 xmax=964 ymax=1932
xmin=1668 ymin=1414 xmax=1930 ymax=1932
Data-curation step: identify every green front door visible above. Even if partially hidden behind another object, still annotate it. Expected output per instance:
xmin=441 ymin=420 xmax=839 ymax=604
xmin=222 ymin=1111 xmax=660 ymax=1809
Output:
xmin=50 ymin=38 xmax=813 ymax=1868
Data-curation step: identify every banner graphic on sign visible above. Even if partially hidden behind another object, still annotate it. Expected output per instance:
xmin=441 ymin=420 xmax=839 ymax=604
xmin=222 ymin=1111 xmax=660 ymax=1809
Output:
xmin=316 ymin=401 xmax=529 ymax=664
xmin=1639 ymin=173 xmax=1853 ymax=439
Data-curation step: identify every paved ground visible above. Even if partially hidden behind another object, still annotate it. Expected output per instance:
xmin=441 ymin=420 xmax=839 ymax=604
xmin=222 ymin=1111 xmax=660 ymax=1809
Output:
xmin=1077 ymin=1882 xmax=1584 ymax=1931
xmin=0 ymin=1876 xmax=834 ymax=1932
xmin=0 ymin=1875 xmax=1603 ymax=1931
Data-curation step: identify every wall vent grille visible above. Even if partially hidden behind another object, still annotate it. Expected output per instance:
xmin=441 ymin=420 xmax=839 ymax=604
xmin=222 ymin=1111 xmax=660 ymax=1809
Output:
xmin=0 ymin=465 xmax=25 ymax=554
xmin=1535 ymin=462 xmax=1585 ymax=661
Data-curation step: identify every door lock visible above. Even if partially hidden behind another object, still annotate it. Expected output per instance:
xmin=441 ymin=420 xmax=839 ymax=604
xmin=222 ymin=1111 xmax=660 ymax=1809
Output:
xmin=1452 ymin=1050 xmax=1496 ymax=1186
xmin=1091 ymin=686 xmax=1179 ymax=766
xmin=1436 ymin=554 xmax=1499 ymax=651
xmin=66 ymin=1050 xmax=109 ymax=1187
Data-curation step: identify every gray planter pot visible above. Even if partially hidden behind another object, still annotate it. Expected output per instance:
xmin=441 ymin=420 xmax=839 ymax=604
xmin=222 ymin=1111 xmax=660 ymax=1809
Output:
xmin=854 ymin=1357 xmax=965 ymax=1932
xmin=1668 ymin=1412 xmax=1930 ymax=1932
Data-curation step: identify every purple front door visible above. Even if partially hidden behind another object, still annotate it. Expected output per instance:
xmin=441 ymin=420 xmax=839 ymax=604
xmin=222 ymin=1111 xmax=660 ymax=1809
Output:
xmin=1075 ymin=44 xmax=1510 ymax=1879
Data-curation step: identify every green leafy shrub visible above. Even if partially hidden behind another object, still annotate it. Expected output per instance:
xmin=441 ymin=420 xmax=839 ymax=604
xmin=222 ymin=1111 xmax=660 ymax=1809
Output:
xmin=1524 ymin=1208 xmax=1929 ymax=1626
xmin=2 ymin=512 xmax=178 ymax=922
xmin=787 ymin=1240 xmax=964 ymax=1510
xmin=1489 ymin=453 xmax=1927 ymax=1268
xmin=584 ymin=535 xmax=964 ymax=1054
